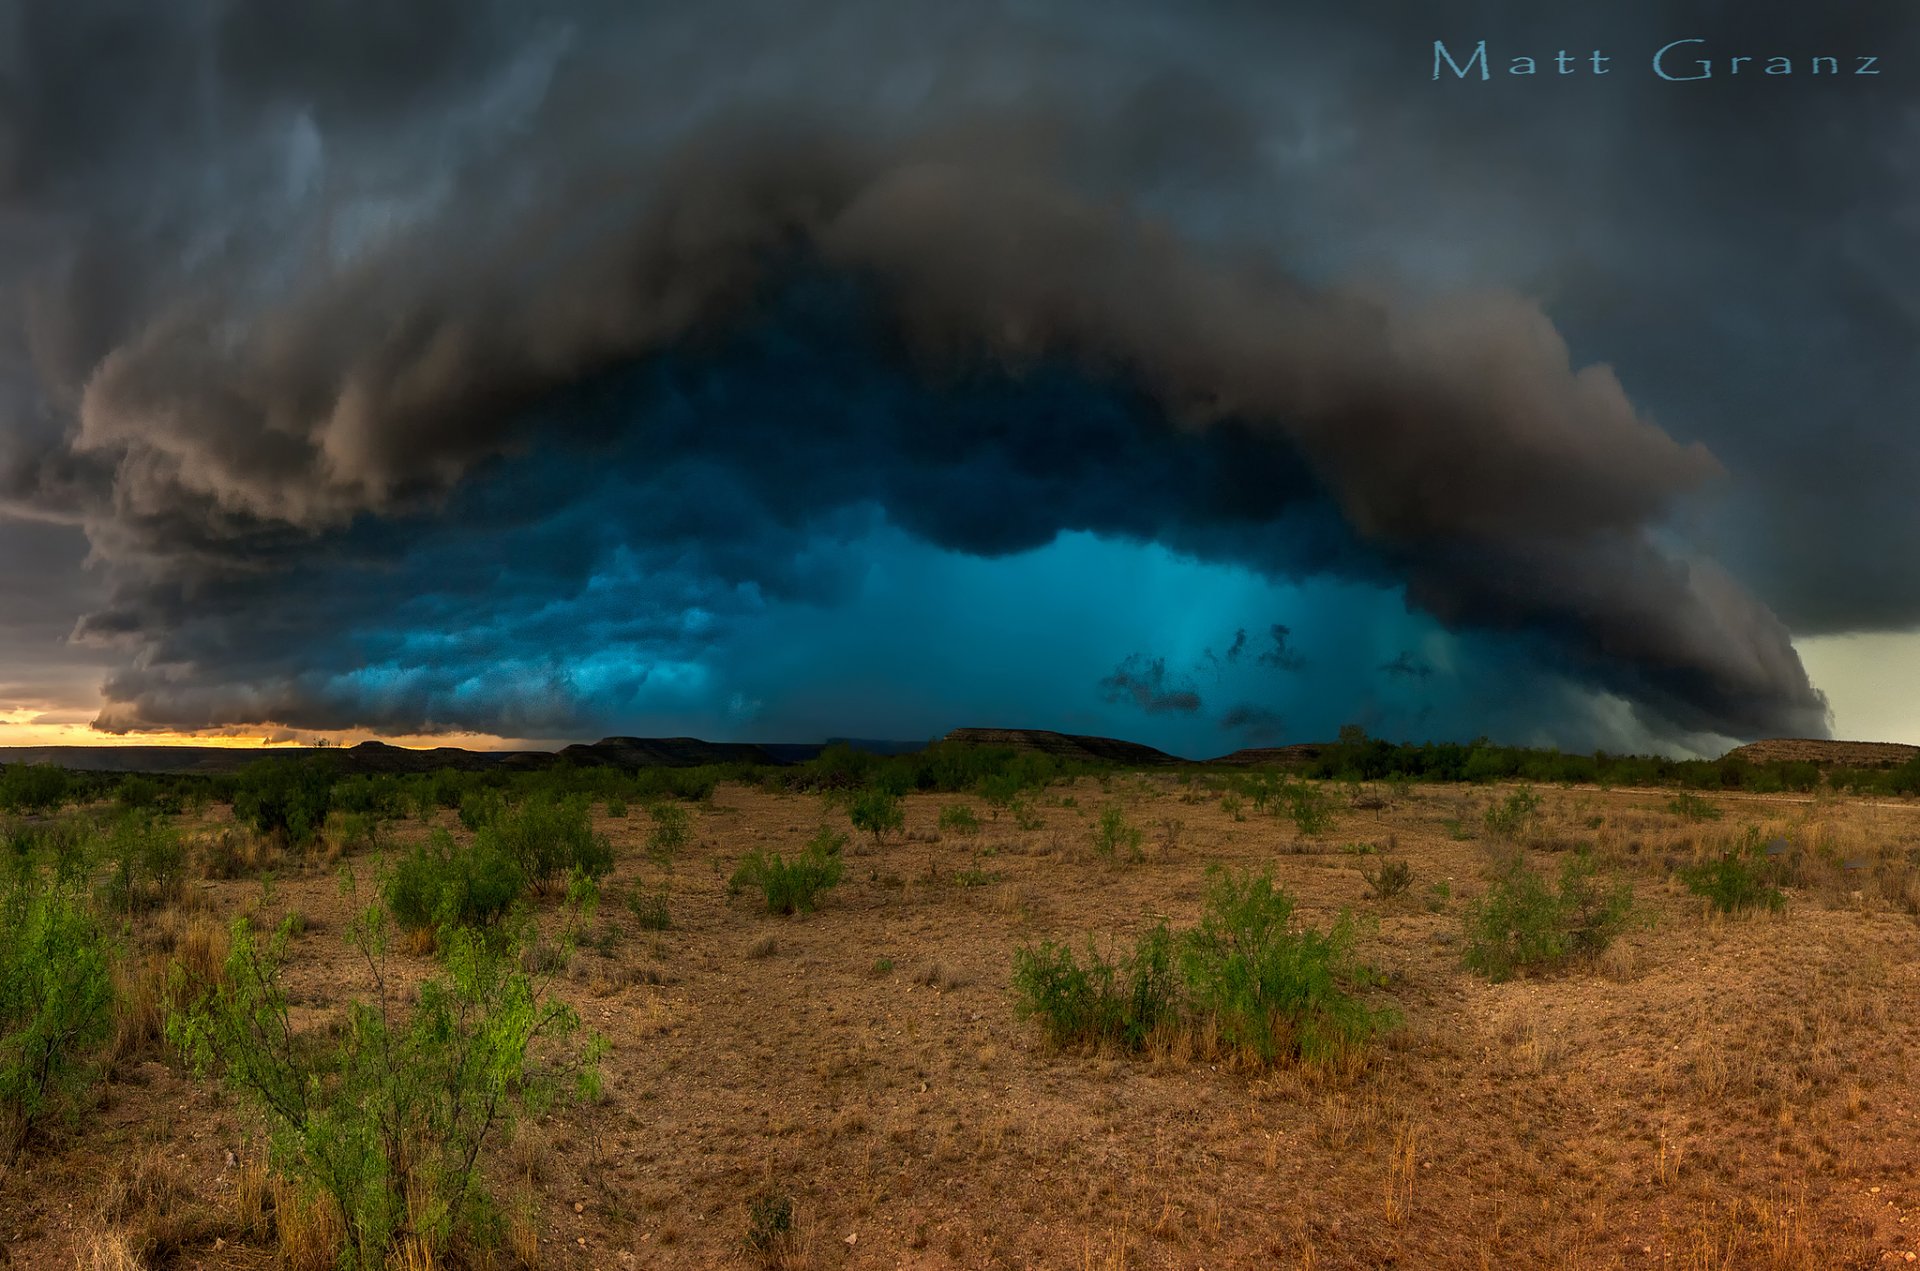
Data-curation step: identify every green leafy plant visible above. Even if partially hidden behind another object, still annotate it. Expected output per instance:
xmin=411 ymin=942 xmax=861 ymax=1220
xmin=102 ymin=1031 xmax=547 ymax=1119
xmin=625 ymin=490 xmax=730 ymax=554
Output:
xmin=1091 ymin=803 xmax=1144 ymax=865
xmin=0 ymin=763 xmax=73 ymax=815
xmin=1680 ymin=830 xmax=1785 ymax=915
xmin=730 ymin=831 xmax=845 ymax=915
xmin=645 ymin=802 xmax=692 ymax=864
xmin=168 ymin=893 xmax=606 ymax=1269
xmin=1482 ymin=787 xmax=1542 ymax=841
xmin=98 ymin=811 xmax=185 ymax=914
xmin=385 ymin=830 xmax=526 ymax=935
xmin=1012 ymin=868 xmax=1393 ymax=1071
xmin=1462 ymin=853 xmax=1633 ymax=982
xmin=0 ymin=866 xmax=113 ymax=1161
xmin=1282 ymin=781 xmax=1335 ymax=839
xmin=232 ymin=760 xmax=337 ymax=848
xmin=1363 ymin=859 xmax=1414 ymax=900
xmin=1667 ymin=793 xmax=1724 ymax=823
xmin=477 ymin=795 xmax=613 ymax=891
xmin=626 ymin=886 xmax=672 ymax=932
xmin=937 ymin=804 xmax=981 ymax=837
xmin=848 ymin=788 xmax=905 ymax=846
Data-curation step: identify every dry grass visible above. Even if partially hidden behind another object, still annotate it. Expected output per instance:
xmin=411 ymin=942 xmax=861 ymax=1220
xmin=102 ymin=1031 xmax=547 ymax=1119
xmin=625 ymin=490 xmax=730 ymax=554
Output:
xmin=7 ymin=777 xmax=1919 ymax=1269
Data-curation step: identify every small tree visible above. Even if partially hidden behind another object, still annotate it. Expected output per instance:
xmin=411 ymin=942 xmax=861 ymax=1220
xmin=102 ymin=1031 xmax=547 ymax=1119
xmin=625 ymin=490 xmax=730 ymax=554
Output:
xmin=0 ymin=868 xmax=113 ymax=1161
xmin=848 ymin=789 xmax=904 ymax=847
xmin=169 ymin=887 xmax=606 ymax=1267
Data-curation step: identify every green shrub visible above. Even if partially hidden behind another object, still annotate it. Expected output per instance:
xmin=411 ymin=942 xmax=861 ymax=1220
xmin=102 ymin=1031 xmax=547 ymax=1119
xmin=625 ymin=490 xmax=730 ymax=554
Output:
xmin=605 ymin=796 xmax=628 ymax=819
xmin=1012 ymin=868 xmax=1392 ymax=1071
xmin=478 ymin=795 xmax=613 ymax=890
xmin=938 ymin=804 xmax=981 ymax=837
xmin=457 ymin=789 xmax=505 ymax=833
xmin=1282 ymin=781 xmax=1335 ymax=838
xmin=1011 ymin=924 xmax=1176 ymax=1052
xmin=645 ymin=802 xmax=692 ymax=863
xmin=1219 ymin=792 xmax=1246 ymax=822
xmin=232 ymin=760 xmax=336 ymax=847
xmin=745 ymin=1191 xmax=796 ymax=1261
xmin=98 ymin=811 xmax=185 ymax=914
xmin=729 ymin=834 xmax=844 ymax=916
xmin=1667 ymin=793 xmax=1723 ymax=822
xmin=1091 ymin=803 xmax=1144 ymax=865
xmin=0 ymin=764 xmax=72 ymax=815
xmin=848 ymin=788 xmax=904 ymax=846
xmin=1363 ymin=859 xmax=1414 ymax=900
xmin=1680 ymin=830 xmax=1785 ymax=915
xmin=1462 ymin=854 xmax=1633 ymax=982
xmin=169 ymin=903 xmax=604 ymax=1270
xmin=0 ymin=867 xmax=113 ymax=1160
xmin=1482 ymin=787 xmax=1542 ymax=841
xmin=627 ymin=886 xmax=671 ymax=932
xmin=386 ymin=830 xmax=525 ymax=934
xmin=1178 ymin=870 xmax=1388 ymax=1067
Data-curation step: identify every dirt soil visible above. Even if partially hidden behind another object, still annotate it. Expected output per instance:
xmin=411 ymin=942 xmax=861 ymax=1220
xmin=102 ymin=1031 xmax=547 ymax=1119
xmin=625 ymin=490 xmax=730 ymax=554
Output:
xmin=4 ymin=778 xmax=1918 ymax=1270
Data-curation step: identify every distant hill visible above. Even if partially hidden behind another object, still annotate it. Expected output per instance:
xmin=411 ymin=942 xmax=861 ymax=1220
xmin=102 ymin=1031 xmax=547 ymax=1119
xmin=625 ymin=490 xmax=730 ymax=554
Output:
xmin=938 ymin=727 xmax=1181 ymax=766
xmin=1207 ymin=743 xmax=1327 ymax=767
xmin=0 ymin=734 xmax=927 ymax=776
xmin=14 ymin=729 xmax=1906 ymax=779
xmin=1720 ymin=738 xmax=1920 ymax=769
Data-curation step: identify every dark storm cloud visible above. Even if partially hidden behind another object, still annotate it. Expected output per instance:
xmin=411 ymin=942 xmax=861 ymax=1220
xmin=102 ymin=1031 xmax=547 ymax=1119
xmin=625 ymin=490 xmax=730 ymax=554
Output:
xmin=1257 ymin=625 xmax=1305 ymax=671
xmin=0 ymin=0 xmax=1897 ymax=744
xmin=1380 ymin=652 xmax=1434 ymax=681
xmin=1219 ymin=704 xmax=1286 ymax=744
xmin=1101 ymin=655 xmax=1203 ymax=716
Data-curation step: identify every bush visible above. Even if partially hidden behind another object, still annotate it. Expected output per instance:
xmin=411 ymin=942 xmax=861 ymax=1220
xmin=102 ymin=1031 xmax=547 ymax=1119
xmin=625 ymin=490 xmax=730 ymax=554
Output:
xmin=98 ymin=811 xmax=186 ymax=914
xmin=938 ymin=804 xmax=981 ymax=837
xmin=729 ymin=833 xmax=844 ymax=916
xmin=848 ymin=788 xmax=904 ymax=846
xmin=169 ymin=904 xmax=604 ymax=1270
xmin=0 ymin=763 xmax=72 ymax=815
xmin=1482 ymin=787 xmax=1541 ymax=841
xmin=1091 ymin=803 xmax=1144 ymax=864
xmin=1011 ymin=924 xmax=1177 ymax=1052
xmin=1178 ymin=870 xmax=1389 ymax=1067
xmin=645 ymin=803 xmax=692 ymax=863
xmin=478 ymin=795 xmax=613 ymax=891
xmin=233 ymin=760 xmax=336 ymax=847
xmin=627 ymin=887 xmax=671 ymax=932
xmin=1667 ymin=793 xmax=1723 ymax=822
xmin=1462 ymin=854 xmax=1633 ymax=982
xmin=458 ymin=789 xmax=505 ymax=833
xmin=1363 ymin=859 xmax=1414 ymax=900
xmin=1012 ymin=868 xmax=1393 ymax=1071
xmin=1681 ymin=830 xmax=1785 ymax=915
xmin=1282 ymin=781 xmax=1335 ymax=838
xmin=0 ymin=867 xmax=113 ymax=1160
xmin=385 ymin=830 xmax=526 ymax=934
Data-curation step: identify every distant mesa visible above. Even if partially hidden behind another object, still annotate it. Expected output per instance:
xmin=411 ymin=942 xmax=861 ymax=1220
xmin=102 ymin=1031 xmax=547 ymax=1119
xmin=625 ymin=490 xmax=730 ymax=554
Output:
xmin=938 ymin=727 xmax=1181 ymax=766
xmin=1719 ymin=738 xmax=1919 ymax=769
xmin=1206 ymin=743 xmax=1328 ymax=768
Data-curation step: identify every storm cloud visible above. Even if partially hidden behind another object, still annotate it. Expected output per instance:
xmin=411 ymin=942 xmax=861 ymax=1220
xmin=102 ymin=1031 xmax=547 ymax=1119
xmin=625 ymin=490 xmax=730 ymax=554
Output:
xmin=4 ymin=0 xmax=1904 ymax=749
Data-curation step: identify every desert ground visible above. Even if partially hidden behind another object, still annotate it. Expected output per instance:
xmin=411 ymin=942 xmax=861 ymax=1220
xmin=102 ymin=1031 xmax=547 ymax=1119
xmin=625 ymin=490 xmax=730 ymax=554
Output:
xmin=4 ymin=774 xmax=1918 ymax=1270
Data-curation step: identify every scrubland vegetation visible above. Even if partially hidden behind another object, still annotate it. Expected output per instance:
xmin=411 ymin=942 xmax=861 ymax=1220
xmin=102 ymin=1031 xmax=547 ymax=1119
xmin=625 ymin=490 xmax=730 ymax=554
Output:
xmin=0 ymin=735 xmax=1915 ymax=1267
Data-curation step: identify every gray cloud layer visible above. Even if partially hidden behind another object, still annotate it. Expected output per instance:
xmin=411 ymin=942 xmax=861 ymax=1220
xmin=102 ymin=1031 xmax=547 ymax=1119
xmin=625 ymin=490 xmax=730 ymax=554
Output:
xmin=5 ymin=0 xmax=1901 ymax=745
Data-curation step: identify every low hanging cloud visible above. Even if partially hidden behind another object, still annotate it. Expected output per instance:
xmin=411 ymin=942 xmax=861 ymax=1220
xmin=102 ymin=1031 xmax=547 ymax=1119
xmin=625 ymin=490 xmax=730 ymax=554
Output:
xmin=1380 ymin=651 xmax=1434 ymax=680
xmin=1219 ymin=703 xmax=1286 ymax=744
xmin=1257 ymin=624 xmax=1306 ymax=671
xmin=1100 ymin=655 xmax=1203 ymax=716
xmin=0 ymin=0 xmax=1854 ymax=747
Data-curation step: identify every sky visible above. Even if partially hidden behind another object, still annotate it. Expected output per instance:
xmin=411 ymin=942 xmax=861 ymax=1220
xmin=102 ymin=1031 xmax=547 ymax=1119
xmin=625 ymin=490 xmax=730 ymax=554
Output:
xmin=0 ymin=1 xmax=1916 ymax=758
